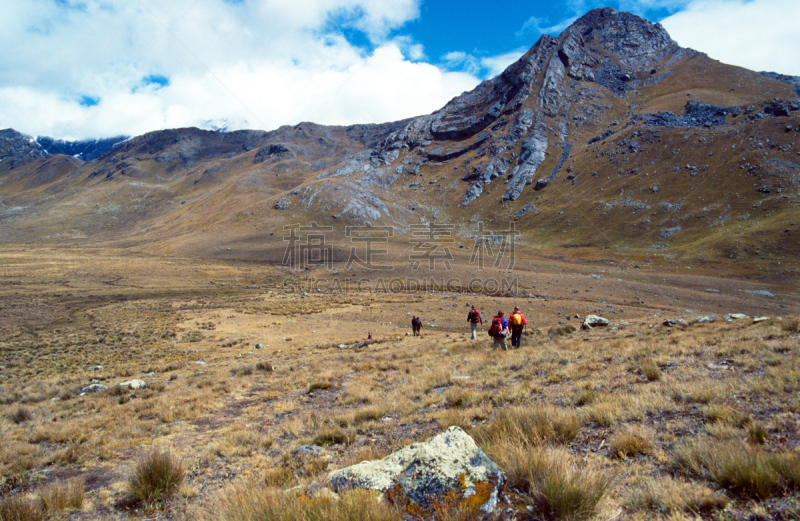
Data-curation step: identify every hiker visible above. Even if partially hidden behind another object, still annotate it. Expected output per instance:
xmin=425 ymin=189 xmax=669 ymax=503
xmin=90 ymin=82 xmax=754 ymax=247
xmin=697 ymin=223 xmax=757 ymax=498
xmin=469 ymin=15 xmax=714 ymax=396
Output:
xmin=467 ymin=305 xmax=482 ymax=340
xmin=509 ymin=306 xmax=527 ymax=348
xmin=411 ymin=316 xmax=422 ymax=336
xmin=488 ymin=310 xmax=509 ymax=351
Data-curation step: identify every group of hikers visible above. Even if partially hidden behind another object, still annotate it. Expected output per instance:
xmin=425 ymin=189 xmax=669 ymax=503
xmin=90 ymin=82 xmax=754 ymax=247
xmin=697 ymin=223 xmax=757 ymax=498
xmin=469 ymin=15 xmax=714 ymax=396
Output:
xmin=411 ymin=305 xmax=527 ymax=351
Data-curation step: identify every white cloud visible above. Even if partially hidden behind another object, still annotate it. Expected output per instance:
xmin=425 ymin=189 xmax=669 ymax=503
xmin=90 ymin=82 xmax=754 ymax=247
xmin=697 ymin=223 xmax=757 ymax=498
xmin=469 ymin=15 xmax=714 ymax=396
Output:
xmin=0 ymin=0 xmax=481 ymax=140
xmin=516 ymin=15 xmax=578 ymax=39
xmin=480 ymin=50 xmax=529 ymax=79
xmin=660 ymin=0 xmax=800 ymax=75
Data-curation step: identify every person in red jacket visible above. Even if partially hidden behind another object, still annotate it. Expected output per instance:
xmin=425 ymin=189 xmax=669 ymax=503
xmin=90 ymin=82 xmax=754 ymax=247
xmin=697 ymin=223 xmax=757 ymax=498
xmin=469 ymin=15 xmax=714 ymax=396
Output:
xmin=508 ymin=306 xmax=527 ymax=348
xmin=466 ymin=305 xmax=482 ymax=340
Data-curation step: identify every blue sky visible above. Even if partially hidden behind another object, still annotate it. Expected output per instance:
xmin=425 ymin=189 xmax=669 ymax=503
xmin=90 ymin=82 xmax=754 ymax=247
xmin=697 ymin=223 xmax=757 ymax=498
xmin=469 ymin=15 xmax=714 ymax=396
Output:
xmin=0 ymin=0 xmax=797 ymax=140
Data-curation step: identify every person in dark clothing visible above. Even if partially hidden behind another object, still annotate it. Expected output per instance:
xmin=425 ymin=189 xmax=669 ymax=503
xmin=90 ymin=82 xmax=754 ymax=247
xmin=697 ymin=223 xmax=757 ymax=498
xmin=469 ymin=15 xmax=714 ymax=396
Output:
xmin=411 ymin=316 xmax=422 ymax=336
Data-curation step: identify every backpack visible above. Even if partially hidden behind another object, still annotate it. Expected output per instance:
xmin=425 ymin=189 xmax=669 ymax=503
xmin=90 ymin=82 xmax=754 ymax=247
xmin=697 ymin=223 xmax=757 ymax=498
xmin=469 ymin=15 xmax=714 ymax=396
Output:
xmin=468 ymin=309 xmax=480 ymax=323
xmin=511 ymin=313 xmax=522 ymax=327
xmin=488 ymin=316 xmax=503 ymax=336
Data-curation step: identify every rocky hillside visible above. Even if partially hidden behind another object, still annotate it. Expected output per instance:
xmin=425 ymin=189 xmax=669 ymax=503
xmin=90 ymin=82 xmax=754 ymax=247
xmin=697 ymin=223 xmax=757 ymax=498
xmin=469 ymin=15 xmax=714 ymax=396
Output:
xmin=1 ymin=8 xmax=798 ymax=275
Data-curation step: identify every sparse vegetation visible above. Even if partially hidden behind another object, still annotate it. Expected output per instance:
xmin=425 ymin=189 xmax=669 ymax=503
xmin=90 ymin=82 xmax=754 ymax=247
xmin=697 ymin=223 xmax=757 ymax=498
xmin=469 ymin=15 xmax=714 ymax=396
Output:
xmin=0 ymin=249 xmax=797 ymax=519
xmin=127 ymin=448 xmax=185 ymax=506
xmin=214 ymin=485 xmax=402 ymax=521
xmin=493 ymin=446 xmax=613 ymax=520
xmin=37 ymin=478 xmax=85 ymax=513
xmin=609 ymin=424 xmax=653 ymax=458
xmin=0 ymin=495 xmax=46 ymax=521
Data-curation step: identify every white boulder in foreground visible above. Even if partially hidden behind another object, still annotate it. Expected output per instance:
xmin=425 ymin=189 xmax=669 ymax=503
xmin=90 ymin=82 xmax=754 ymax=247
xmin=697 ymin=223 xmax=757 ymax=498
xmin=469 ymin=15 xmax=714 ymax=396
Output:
xmin=328 ymin=426 xmax=504 ymax=515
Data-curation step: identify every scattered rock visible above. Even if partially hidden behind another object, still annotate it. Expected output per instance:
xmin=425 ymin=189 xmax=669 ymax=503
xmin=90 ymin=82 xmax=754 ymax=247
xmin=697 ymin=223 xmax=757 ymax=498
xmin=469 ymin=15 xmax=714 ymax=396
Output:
xmin=299 ymin=481 xmax=339 ymax=500
xmin=328 ymin=426 xmax=505 ymax=516
xmin=581 ymin=315 xmax=609 ymax=329
xmin=662 ymin=319 xmax=688 ymax=327
xmin=752 ymin=317 xmax=770 ymax=323
xmin=88 ymin=365 xmax=103 ymax=371
xmin=724 ymin=313 xmax=749 ymax=320
xmin=255 ymin=343 xmax=264 ymax=350
xmin=118 ymin=379 xmax=146 ymax=390
xmin=295 ymin=445 xmax=324 ymax=456
xmin=78 ymin=384 xmax=107 ymax=396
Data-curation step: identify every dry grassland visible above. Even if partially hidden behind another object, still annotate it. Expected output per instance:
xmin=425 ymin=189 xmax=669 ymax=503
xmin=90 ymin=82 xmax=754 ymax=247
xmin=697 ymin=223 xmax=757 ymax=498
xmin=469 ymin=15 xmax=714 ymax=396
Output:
xmin=1 ymin=248 xmax=799 ymax=520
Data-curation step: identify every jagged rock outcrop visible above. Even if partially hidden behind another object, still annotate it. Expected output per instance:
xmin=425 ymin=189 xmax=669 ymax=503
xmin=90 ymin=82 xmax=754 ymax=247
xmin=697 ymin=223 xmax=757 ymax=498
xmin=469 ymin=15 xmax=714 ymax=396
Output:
xmin=0 ymin=129 xmax=47 ymax=167
xmin=380 ymin=8 xmax=695 ymax=205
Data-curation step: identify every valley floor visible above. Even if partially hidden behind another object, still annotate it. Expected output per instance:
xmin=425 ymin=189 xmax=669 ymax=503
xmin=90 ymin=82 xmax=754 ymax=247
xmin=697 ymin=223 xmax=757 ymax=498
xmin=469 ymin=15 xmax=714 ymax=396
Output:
xmin=1 ymin=247 xmax=799 ymax=520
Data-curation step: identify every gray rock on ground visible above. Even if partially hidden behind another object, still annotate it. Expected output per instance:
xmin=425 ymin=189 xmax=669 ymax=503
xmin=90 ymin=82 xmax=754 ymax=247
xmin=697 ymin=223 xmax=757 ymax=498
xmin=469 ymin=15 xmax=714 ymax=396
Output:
xmin=327 ymin=426 xmax=505 ymax=514
xmin=78 ymin=384 xmax=107 ymax=396
xmin=118 ymin=379 xmax=146 ymax=390
xmin=581 ymin=315 xmax=609 ymax=329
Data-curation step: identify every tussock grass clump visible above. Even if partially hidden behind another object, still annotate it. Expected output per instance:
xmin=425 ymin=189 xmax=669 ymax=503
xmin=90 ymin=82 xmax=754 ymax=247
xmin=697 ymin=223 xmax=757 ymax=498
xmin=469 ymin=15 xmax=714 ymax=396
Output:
xmin=443 ymin=387 xmax=479 ymax=409
xmin=473 ymin=405 xmax=581 ymax=448
xmin=308 ymin=381 xmax=334 ymax=392
xmin=609 ymin=425 xmax=653 ymax=458
xmin=127 ymin=448 xmax=185 ymax=506
xmin=230 ymin=365 xmax=254 ymax=377
xmin=353 ymin=406 xmax=385 ymax=424
xmin=491 ymin=445 xmax=613 ymax=521
xmin=704 ymin=404 xmax=750 ymax=428
xmin=574 ymin=389 xmax=598 ymax=407
xmin=768 ymin=451 xmax=800 ymax=489
xmin=180 ymin=331 xmax=204 ymax=342
xmin=625 ymin=476 xmax=728 ymax=515
xmin=582 ymin=400 xmax=623 ymax=427
xmin=421 ymin=367 xmax=452 ymax=392
xmin=256 ymin=361 xmax=274 ymax=372
xmin=8 ymin=406 xmax=34 ymax=424
xmin=548 ymin=325 xmax=576 ymax=337
xmin=214 ymin=485 xmax=401 ymax=521
xmin=0 ymin=495 xmax=46 ymax=521
xmin=638 ymin=358 xmax=660 ymax=381
xmin=214 ymin=430 xmax=273 ymax=457
xmin=780 ymin=317 xmax=799 ymax=332
xmin=748 ymin=422 xmax=768 ymax=445
xmin=264 ymin=451 xmax=331 ymax=488
xmin=673 ymin=439 xmax=781 ymax=498
xmin=38 ymin=478 xmax=85 ymax=513
xmin=312 ymin=428 xmax=354 ymax=447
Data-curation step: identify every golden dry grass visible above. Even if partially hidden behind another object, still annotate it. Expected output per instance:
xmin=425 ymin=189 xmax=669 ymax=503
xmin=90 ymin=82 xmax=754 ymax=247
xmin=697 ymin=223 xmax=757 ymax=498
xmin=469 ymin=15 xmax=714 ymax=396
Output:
xmin=0 ymin=249 xmax=798 ymax=519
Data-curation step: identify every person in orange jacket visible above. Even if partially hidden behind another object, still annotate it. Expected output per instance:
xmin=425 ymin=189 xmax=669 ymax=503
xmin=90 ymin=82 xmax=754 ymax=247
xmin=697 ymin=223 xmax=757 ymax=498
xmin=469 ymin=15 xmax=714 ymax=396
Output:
xmin=508 ymin=306 xmax=527 ymax=348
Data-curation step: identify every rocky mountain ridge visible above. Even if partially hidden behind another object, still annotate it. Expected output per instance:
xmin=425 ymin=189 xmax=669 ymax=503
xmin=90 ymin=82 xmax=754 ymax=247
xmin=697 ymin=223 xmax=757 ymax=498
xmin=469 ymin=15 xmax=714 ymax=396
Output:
xmin=1 ymin=8 xmax=799 ymax=275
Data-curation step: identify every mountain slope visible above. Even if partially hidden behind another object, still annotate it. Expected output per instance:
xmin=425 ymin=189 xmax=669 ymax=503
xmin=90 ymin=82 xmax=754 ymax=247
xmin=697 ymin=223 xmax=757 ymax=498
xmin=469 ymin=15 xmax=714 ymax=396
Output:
xmin=1 ymin=8 xmax=798 ymax=275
